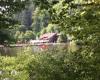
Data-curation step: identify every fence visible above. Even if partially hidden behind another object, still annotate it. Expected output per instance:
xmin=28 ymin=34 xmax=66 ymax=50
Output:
xmin=0 ymin=43 xmax=68 ymax=56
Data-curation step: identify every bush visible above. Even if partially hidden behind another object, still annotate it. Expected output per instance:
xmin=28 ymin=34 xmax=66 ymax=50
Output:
xmin=0 ymin=47 xmax=33 ymax=80
xmin=27 ymin=48 xmax=100 ymax=80
xmin=0 ymin=47 xmax=100 ymax=80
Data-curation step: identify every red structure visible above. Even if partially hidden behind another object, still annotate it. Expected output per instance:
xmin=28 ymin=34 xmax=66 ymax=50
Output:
xmin=39 ymin=33 xmax=58 ymax=43
xmin=29 ymin=33 xmax=58 ymax=45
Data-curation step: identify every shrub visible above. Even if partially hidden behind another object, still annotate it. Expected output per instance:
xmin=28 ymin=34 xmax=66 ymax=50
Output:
xmin=0 ymin=47 xmax=100 ymax=80
xmin=0 ymin=47 xmax=33 ymax=80
xmin=27 ymin=48 xmax=100 ymax=80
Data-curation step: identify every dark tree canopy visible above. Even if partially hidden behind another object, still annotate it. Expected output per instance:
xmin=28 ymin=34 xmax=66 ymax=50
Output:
xmin=0 ymin=0 xmax=29 ymax=44
xmin=0 ymin=0 xmax=29 ymax=28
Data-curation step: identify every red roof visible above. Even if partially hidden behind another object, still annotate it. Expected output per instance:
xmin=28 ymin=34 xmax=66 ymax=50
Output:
xmin=40 ymin=33 xmax=57 ymax=40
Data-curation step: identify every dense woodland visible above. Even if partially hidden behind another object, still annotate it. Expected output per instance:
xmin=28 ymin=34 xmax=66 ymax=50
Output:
xmin=0 ymin=0 xmax=100 ymax=45
xmin=0 ymin=0 xmax=100 ymax=80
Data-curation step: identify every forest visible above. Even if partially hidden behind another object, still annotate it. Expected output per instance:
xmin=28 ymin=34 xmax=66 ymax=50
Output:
xmin=0 ymin=0 xmax=100 ymax=80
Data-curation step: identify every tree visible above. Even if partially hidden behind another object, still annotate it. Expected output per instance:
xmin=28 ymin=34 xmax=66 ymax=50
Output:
xmin=25 ymin=1 xmax=100 ymax=79
xmin=31 ymin=7 xmax=50 ymax=36
xmin=0 ymin=0 xmax=29 ymax=28
xmin=32 ymin=1 xmax=100 ymax=78
xmin=24 ymin=30 xmax=35 ymax=41
xmin=33 ymin=0 xmax=100 ymax=50
xmin=0 ymin=0 xmax=29 ymax=44
xmin=51 ymin=0 xmax=100 ymax=52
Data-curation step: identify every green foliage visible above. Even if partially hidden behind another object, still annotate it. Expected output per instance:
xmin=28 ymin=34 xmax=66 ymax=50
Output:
xmin=24 ymin=30 xmax=35 ymax=41
xmin=46 ymin=24 xmax=58 ymax=33
xmin=40 ymin=23 xmax=60 ymax=35
xmin=0 ymin=30 xmax=15 ymax=44
xmin=40 ymin=28 xmax=47 ymax=35
xmin=0 ymin=46 xmax=100 ymax=80
xmin=33 ymin=0 xmax=100 ymax=53
xmin=0 ymin=47 xmax=33 ymax=80
xmin=57 ymin=32 xmax=67 ymax=43
xmin=31 ymin=8 xmax=50 ymax=36
xmin=0 ymin=1 xmax=100 ymax=79
xmin=0 ymin=0 xmax=29 ymax=44
xmin=0 ymin=0 xmax=29 ymax=28
xmin=14 ymin=30 xmax=35 ymax=43
xmin=27 ymin=48 xmax=100 ymax=80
